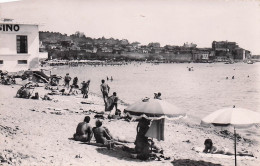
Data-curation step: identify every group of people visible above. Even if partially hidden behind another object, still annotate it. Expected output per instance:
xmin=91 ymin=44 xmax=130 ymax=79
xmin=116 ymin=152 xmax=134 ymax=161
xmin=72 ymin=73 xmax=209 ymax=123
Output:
xmin=0 ymin=70 xmax=16 ymax=85
xmin=73 ymin=116 xmax=167 ymax=161
xmin=62 ymin=73 xmax=90 ymax=98
xmin=226 ymin=76 xmax=235 ymax=80
xmin=106 ymin=76 xmax=113 ymax=81
xmin=100 ymin=79 xmax=119 ymax=114
xmin=73 ymin=116 xmax=115 ymax=146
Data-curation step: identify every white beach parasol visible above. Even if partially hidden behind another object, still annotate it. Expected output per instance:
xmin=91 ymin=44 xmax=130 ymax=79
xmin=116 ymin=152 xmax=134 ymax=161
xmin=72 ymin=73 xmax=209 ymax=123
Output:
xmin=201 ymin=107 xmax=260 ymax=126
xmin=201 ymin=107 xmax=260 ymax=166
xmin=124 ymin=98 xmax=185 ymax=119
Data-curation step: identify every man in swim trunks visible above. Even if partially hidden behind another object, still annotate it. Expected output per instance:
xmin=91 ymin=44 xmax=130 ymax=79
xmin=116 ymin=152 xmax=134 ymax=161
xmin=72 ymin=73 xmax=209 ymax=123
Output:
xmin=64 ymin=73 xmax=71 ymax=89
xmin=92 ymin=120 xmax=112 ymax=145
xmin=81 ymin=80 xmax=90 ymax=98
xmin=100 ymin=79 xmax=110 ymax=105
xmin=73 ymin=116 xmax=93 ymax=143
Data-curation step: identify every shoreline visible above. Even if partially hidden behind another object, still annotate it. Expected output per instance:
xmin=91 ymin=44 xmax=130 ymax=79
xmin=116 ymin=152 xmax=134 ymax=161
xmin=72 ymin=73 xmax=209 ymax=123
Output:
xmin=0 ymin=84 xmax=259 ymax=166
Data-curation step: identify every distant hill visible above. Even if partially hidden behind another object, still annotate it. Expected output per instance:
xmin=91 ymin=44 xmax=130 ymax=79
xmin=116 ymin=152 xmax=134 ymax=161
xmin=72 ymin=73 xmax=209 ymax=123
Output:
xmin=39 ymin=31 xmax=128 ymax=46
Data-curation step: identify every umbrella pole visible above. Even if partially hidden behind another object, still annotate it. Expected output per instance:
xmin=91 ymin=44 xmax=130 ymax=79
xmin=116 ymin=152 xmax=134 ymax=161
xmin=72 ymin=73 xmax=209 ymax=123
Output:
xmin=234 ymin=127 xmax=237 ymax=166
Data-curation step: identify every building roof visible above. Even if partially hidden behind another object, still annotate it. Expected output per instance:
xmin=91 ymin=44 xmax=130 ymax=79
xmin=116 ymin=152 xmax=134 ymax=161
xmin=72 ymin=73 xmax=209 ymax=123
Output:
xmin=0 ymin=18 xmax=41 ymax=25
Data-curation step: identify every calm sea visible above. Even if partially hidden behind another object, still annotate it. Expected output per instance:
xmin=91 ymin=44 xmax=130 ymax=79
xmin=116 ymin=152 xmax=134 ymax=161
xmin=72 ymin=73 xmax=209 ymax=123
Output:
xmin=50 ymin=62 xmax=260 ymax=121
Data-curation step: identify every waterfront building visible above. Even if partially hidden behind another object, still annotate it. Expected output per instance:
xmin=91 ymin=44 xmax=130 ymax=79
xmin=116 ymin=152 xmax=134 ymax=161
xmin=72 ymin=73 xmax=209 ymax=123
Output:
xmin=0 ymin=19 xmax=47 ymax=72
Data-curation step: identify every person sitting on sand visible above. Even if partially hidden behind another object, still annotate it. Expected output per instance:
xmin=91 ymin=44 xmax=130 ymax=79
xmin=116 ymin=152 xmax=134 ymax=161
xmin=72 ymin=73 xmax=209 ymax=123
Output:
xmin=92 ymin=120 xmax=113 ymax=145
xmin=134 ymin=117 xmax=151 ymax=160
xmin=73 ymin=116 xmax=93 ymax=143
xmin=31 ymin=92 xmax=39 ymax=100
xmin=16 ymin=86 xmax=31 ymax=99
xmin=203 ymin=139 xmax=253 ymax=157
xmin=16 ymin=86 xmax=25 ymax=98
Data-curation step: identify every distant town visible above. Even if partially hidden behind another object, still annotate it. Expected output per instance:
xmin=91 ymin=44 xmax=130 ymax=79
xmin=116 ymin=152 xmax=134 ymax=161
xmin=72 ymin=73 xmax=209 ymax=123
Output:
xmin=39 ymin=31 xmax=259 ymax=63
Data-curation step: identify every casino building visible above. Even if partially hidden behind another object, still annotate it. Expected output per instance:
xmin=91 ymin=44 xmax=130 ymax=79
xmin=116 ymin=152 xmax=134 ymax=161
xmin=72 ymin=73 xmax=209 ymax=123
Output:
xmin=0 ymin=19 xmax=42 ymax=72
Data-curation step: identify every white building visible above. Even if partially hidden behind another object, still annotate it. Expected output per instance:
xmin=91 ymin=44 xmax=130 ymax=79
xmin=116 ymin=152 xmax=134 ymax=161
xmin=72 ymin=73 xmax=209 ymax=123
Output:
xmin=0 ymin=19 xmax=45 ymax=72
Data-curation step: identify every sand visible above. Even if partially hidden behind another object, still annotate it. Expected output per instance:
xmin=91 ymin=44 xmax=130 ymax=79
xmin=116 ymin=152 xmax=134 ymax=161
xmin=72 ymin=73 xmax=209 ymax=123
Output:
xmin=0 ymin=84 xmax=259 ymax=166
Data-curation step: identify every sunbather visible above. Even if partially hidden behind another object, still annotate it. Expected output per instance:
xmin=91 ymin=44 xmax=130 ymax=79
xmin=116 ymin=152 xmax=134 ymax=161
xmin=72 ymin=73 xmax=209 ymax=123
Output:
xmin=203 ymin=139 xmax=253 ymax=157
xmin=73 ymin=116 xmax=93 ymax=143
xmin=92 ymin=120 xmax=113 ymax=145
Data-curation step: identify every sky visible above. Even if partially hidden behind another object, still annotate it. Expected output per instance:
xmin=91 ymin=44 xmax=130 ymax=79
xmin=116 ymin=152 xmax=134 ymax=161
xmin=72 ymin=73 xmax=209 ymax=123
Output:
xmin=0 ymin=0 xmax=260 ymax=54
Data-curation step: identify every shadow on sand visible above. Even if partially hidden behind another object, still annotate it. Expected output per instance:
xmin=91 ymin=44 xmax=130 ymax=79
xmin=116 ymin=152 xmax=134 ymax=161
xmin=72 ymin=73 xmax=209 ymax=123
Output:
xmin=171 ymin=159 xmax=222 ymax=166
xmin=95 ymin=146 xmax=144 ymax=163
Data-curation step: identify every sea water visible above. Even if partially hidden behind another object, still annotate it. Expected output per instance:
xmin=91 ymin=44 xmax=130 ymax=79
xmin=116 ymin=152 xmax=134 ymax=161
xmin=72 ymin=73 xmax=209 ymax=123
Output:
xmin=51 ymin=62 xmax=260 ymax=118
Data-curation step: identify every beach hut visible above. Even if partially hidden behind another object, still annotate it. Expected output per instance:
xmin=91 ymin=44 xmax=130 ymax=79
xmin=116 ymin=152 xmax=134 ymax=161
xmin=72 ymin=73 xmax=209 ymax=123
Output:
xmin=201 ymin=107 xmax=260 ymax=166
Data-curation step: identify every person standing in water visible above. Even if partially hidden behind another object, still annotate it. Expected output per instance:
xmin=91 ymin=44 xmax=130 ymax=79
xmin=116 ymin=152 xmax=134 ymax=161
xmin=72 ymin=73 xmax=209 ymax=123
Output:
xmin=154 ymin=92 xmax=162 ymax=100
xmin=100 ymin=79 xmax=110 ymax=106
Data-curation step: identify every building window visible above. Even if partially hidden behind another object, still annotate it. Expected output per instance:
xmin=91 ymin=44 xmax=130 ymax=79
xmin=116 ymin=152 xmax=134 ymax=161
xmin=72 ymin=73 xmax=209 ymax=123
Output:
xmin=17 ymin=35 xmax=28 ymax=53
xmin=18 ymin=60 xmax=27 ymax=64
xmin=0 ymin=60 xmax=3 ymax=64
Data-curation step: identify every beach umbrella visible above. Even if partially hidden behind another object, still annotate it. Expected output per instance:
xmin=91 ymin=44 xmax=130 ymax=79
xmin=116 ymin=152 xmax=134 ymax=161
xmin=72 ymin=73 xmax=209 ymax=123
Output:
xmin=201 ymin=107 xmax=260 ymax=166
xmin=124 ymin=98 xmax=185 ymax=119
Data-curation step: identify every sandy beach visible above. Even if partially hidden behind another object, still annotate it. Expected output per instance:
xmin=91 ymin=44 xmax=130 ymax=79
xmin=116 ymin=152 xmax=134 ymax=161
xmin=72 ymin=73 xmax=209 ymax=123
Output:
xmin=0 ymin=83 xmax=259 ymax=166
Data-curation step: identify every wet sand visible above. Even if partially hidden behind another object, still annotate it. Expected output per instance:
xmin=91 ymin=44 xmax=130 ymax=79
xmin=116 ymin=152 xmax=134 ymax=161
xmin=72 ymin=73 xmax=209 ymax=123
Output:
xmin=0 ymin=84 xmax=259 ymax=166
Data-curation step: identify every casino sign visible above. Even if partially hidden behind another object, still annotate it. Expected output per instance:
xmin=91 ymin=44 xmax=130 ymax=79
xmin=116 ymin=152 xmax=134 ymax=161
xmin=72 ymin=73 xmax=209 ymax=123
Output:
xmin=0 ymin=24 xmax=20 ymax=32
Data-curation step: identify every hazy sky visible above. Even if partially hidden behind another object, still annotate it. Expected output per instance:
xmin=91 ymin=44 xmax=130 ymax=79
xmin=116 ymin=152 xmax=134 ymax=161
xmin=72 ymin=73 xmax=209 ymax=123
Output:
xmin=1 ymin=0 xmax=260 ymax=54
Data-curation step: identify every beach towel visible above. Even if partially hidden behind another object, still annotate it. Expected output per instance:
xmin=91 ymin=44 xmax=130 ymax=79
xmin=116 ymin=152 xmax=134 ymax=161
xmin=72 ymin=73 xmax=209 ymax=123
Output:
xmin=145 ymin=119 xmax=165 ymax=141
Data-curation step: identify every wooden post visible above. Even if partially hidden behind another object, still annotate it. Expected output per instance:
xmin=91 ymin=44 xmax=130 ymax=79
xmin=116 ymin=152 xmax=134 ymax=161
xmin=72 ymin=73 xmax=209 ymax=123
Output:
xmin=234 ymin=127 xmax=237 ymax=166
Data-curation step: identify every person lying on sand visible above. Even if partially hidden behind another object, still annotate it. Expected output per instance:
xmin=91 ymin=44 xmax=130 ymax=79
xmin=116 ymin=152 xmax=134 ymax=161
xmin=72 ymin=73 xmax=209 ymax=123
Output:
xmin=201 ymin=139 xmax=254 ymax=157
xmin=73 ymin=116 xmax=93 ymax=143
